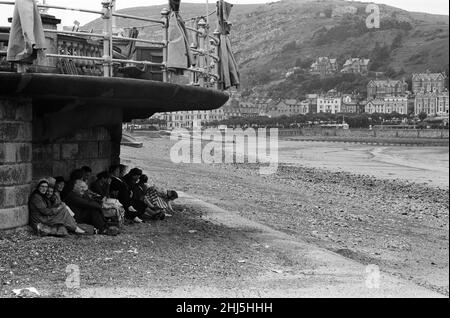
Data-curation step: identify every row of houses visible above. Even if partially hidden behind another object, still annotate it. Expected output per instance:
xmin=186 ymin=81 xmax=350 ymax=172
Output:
xmin=412 ymin=72 xmax=448 ymax=117
xmin=366 ymin=71 xmax=449 ymax=116
xmin=152 ymin=91 xmax=448 ymax=128
xmin=309 ymin=57 xmax=370 ymax=77
xmin=153 ymin=109 xmax=227 ymax=129
xmin=152 ymin=72 xmax=449 ymax=128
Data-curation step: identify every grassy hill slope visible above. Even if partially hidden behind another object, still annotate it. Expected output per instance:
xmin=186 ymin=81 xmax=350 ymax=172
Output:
xmin=83 ymin=0 xmax=449 ymax=98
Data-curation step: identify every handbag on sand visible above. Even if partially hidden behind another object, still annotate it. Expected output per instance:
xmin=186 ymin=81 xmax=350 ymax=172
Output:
xmin=102 ymin=198 xmax=125 ymax=228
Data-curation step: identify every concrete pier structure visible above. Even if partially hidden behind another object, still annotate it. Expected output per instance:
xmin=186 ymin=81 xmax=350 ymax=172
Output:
xmin=0 ymin=1 xmax=234 ymax=230
xmin=0 ymin=73 xmax=228 ymax=230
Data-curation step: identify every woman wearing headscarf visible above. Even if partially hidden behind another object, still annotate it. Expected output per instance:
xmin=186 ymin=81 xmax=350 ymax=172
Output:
xmin=28 ymin=179 xmax=85 ymax=237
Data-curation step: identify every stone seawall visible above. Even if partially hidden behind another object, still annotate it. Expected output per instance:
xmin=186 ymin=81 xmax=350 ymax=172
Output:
xmin=279 ymin=128 xmax=450 ymax=140
xmin=32 ymin=127 xmax=116 ymax=182
xmin=1 ymin=98 xmax=121 ymax=230
xmin=0 ymin=98 xmax=33 ymax=230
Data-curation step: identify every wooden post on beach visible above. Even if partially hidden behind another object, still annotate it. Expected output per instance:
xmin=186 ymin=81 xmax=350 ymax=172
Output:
xmin=213 ymin=29 xmax=221 ymax=90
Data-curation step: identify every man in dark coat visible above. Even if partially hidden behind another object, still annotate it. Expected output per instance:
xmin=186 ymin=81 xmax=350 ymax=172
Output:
xmin=109 ymin=165 xmax=145 ymax=223
xmin=90 ymin=171 xmax=111 ymax=198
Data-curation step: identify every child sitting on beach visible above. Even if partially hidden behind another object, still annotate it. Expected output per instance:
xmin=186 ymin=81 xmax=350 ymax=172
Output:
xmin=139 ymin=174 xmax=178 ymax=218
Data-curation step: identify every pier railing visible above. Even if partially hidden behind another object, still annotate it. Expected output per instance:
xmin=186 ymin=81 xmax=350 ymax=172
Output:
xmin=0 ymin=0 xmax=222 ymax=89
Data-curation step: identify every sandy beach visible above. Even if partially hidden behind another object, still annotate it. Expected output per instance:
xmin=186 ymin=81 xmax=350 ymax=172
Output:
xmin=1 ymin=134 xmax=448 ymax=298
xmin=120 ymin=134 xmax=449 ymax=296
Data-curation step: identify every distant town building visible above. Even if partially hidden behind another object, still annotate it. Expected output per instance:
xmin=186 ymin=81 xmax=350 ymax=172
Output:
xmin=299 ymin=94 xmax=316 ymax=114
xmin=412 ymin=71 xmax=446 ymax=94
xmin=239 ymin=102 xmax=260 ymax=117
xmin=367 ymin=79 xmax=408 ymax=99
xmin=407 ymin=98 xmax=416 ymax=115
xmin=153 ymin=109 xmax=226 ymax=129
xmin=317 ymin=95 xmax=342 ymax=114
xmin=243 ymin=102 xmax=261 ymax=117
xmin=266 ymin=106 xmax=280 ymax=118
xmin=414 ymin=91 xmax=449 ymax=117
xmin=341 ymin=94 xmax=360 ymax=113
xmin=341 ymin=58 xmax=370 ymax=75
xmin=359 ymin=100 xmax=368 ymax=113
xmin=223 ymin=101 xmax=260 ymax=118
xmin=365 ymin=96 xmax=408 ymax=114
xmin=299 ymin=100 xmax=311 ymax=114
xmin=285 ymin=66 xmax=301 ymax=78
xmin=310 ymin=57 xmax=338 ymax=77
xmin=273 ymin=99 xmax=310 ymax=117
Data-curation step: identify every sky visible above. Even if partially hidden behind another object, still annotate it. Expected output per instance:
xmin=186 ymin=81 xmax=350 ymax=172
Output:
xmin=0 ymin=0 xmax=448 ymax=28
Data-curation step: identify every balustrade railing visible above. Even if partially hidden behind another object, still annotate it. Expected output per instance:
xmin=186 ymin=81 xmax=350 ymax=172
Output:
xmin=0 ymin=0 xmax=223 ymax=89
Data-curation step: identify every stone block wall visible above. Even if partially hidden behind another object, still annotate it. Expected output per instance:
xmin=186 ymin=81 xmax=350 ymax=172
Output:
xmin=1 ymin=97 xmax=121 ymax=230
xmin=417 ymin=130 xmax=448 ymax=139
xmin=278 ymin=128 xmax=449 ymax=140
xmin=0 ymin=98 xmax=33 ymax=230
xmin=336 ymin=129 xmax=375 ymax=138
xmin=33 ymin=127 xmax=117 ymax=182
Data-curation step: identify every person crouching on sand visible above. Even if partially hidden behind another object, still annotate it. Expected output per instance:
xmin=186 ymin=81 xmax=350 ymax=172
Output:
xmin=140 ymin=174 xmax=179 ymax=218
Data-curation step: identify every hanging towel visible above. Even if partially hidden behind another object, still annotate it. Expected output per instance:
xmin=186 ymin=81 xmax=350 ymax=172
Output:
xmin=7 ymin=0 xmax=46 ymax=63
xmin=166 ymin=1 xmax=193 ymax=70
xmin=217 ymin=0 xmax=240 ymax=90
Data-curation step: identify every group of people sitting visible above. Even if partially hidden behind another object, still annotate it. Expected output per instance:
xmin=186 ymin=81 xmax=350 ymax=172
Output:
xmin=28 ymin=165 xmax=178 ymax=237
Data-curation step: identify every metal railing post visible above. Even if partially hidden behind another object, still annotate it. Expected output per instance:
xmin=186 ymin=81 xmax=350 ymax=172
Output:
xmin=101 ymin=1 xmax=112 ymax=77
xmin=197 ymin=18 xmax=206 ymax=87
xmin=161 ymin=8 xmax=170 ymax=83
xmin=190 ymin=43 xmax=197 ymax=85
xmin=213 ymin=29 xmax=221 ymax=90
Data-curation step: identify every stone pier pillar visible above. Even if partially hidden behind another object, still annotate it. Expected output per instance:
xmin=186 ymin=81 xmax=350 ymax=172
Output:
xmin=0 ymin=98 xmax=33 ymax=230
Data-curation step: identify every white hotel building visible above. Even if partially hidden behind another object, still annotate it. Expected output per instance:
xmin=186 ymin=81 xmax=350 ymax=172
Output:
xmin=365 ymin=96 xmax=409 ymax=114
xmin=152 ymin=109 xmax=226 ymax=129
xmin=316 ymin=96 xmax=342 ymax=114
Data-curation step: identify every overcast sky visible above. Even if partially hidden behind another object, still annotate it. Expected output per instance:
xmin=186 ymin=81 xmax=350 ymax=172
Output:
xmin=0 ymin=0 xmax=448 ymax=28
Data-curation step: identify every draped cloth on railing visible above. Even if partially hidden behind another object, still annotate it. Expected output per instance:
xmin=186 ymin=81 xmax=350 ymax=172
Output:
xmin=217 ymin=0 xmax=240 ymax=90
xmin=7 ymin=0 xmax=46 ymax=63
xmin=113 ymin=27 xmax=139 ymax=60
xmin=169 ymin=0 xmax=181 ymax=11
xmin=166 ymin=0 xmax=192 ymax=71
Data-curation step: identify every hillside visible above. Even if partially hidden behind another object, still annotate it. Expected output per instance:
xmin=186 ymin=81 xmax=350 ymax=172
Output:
xmin=83 ymin=0 xmax=449 ymax=98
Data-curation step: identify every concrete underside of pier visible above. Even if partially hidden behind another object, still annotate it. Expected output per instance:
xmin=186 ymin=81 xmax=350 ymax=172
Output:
xmin=0 ymin=72 xmax=229 ymax=230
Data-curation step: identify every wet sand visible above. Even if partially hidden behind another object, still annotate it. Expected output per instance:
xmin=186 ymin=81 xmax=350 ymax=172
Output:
xmin=276 ymin=141 xmax=449 ymax=188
